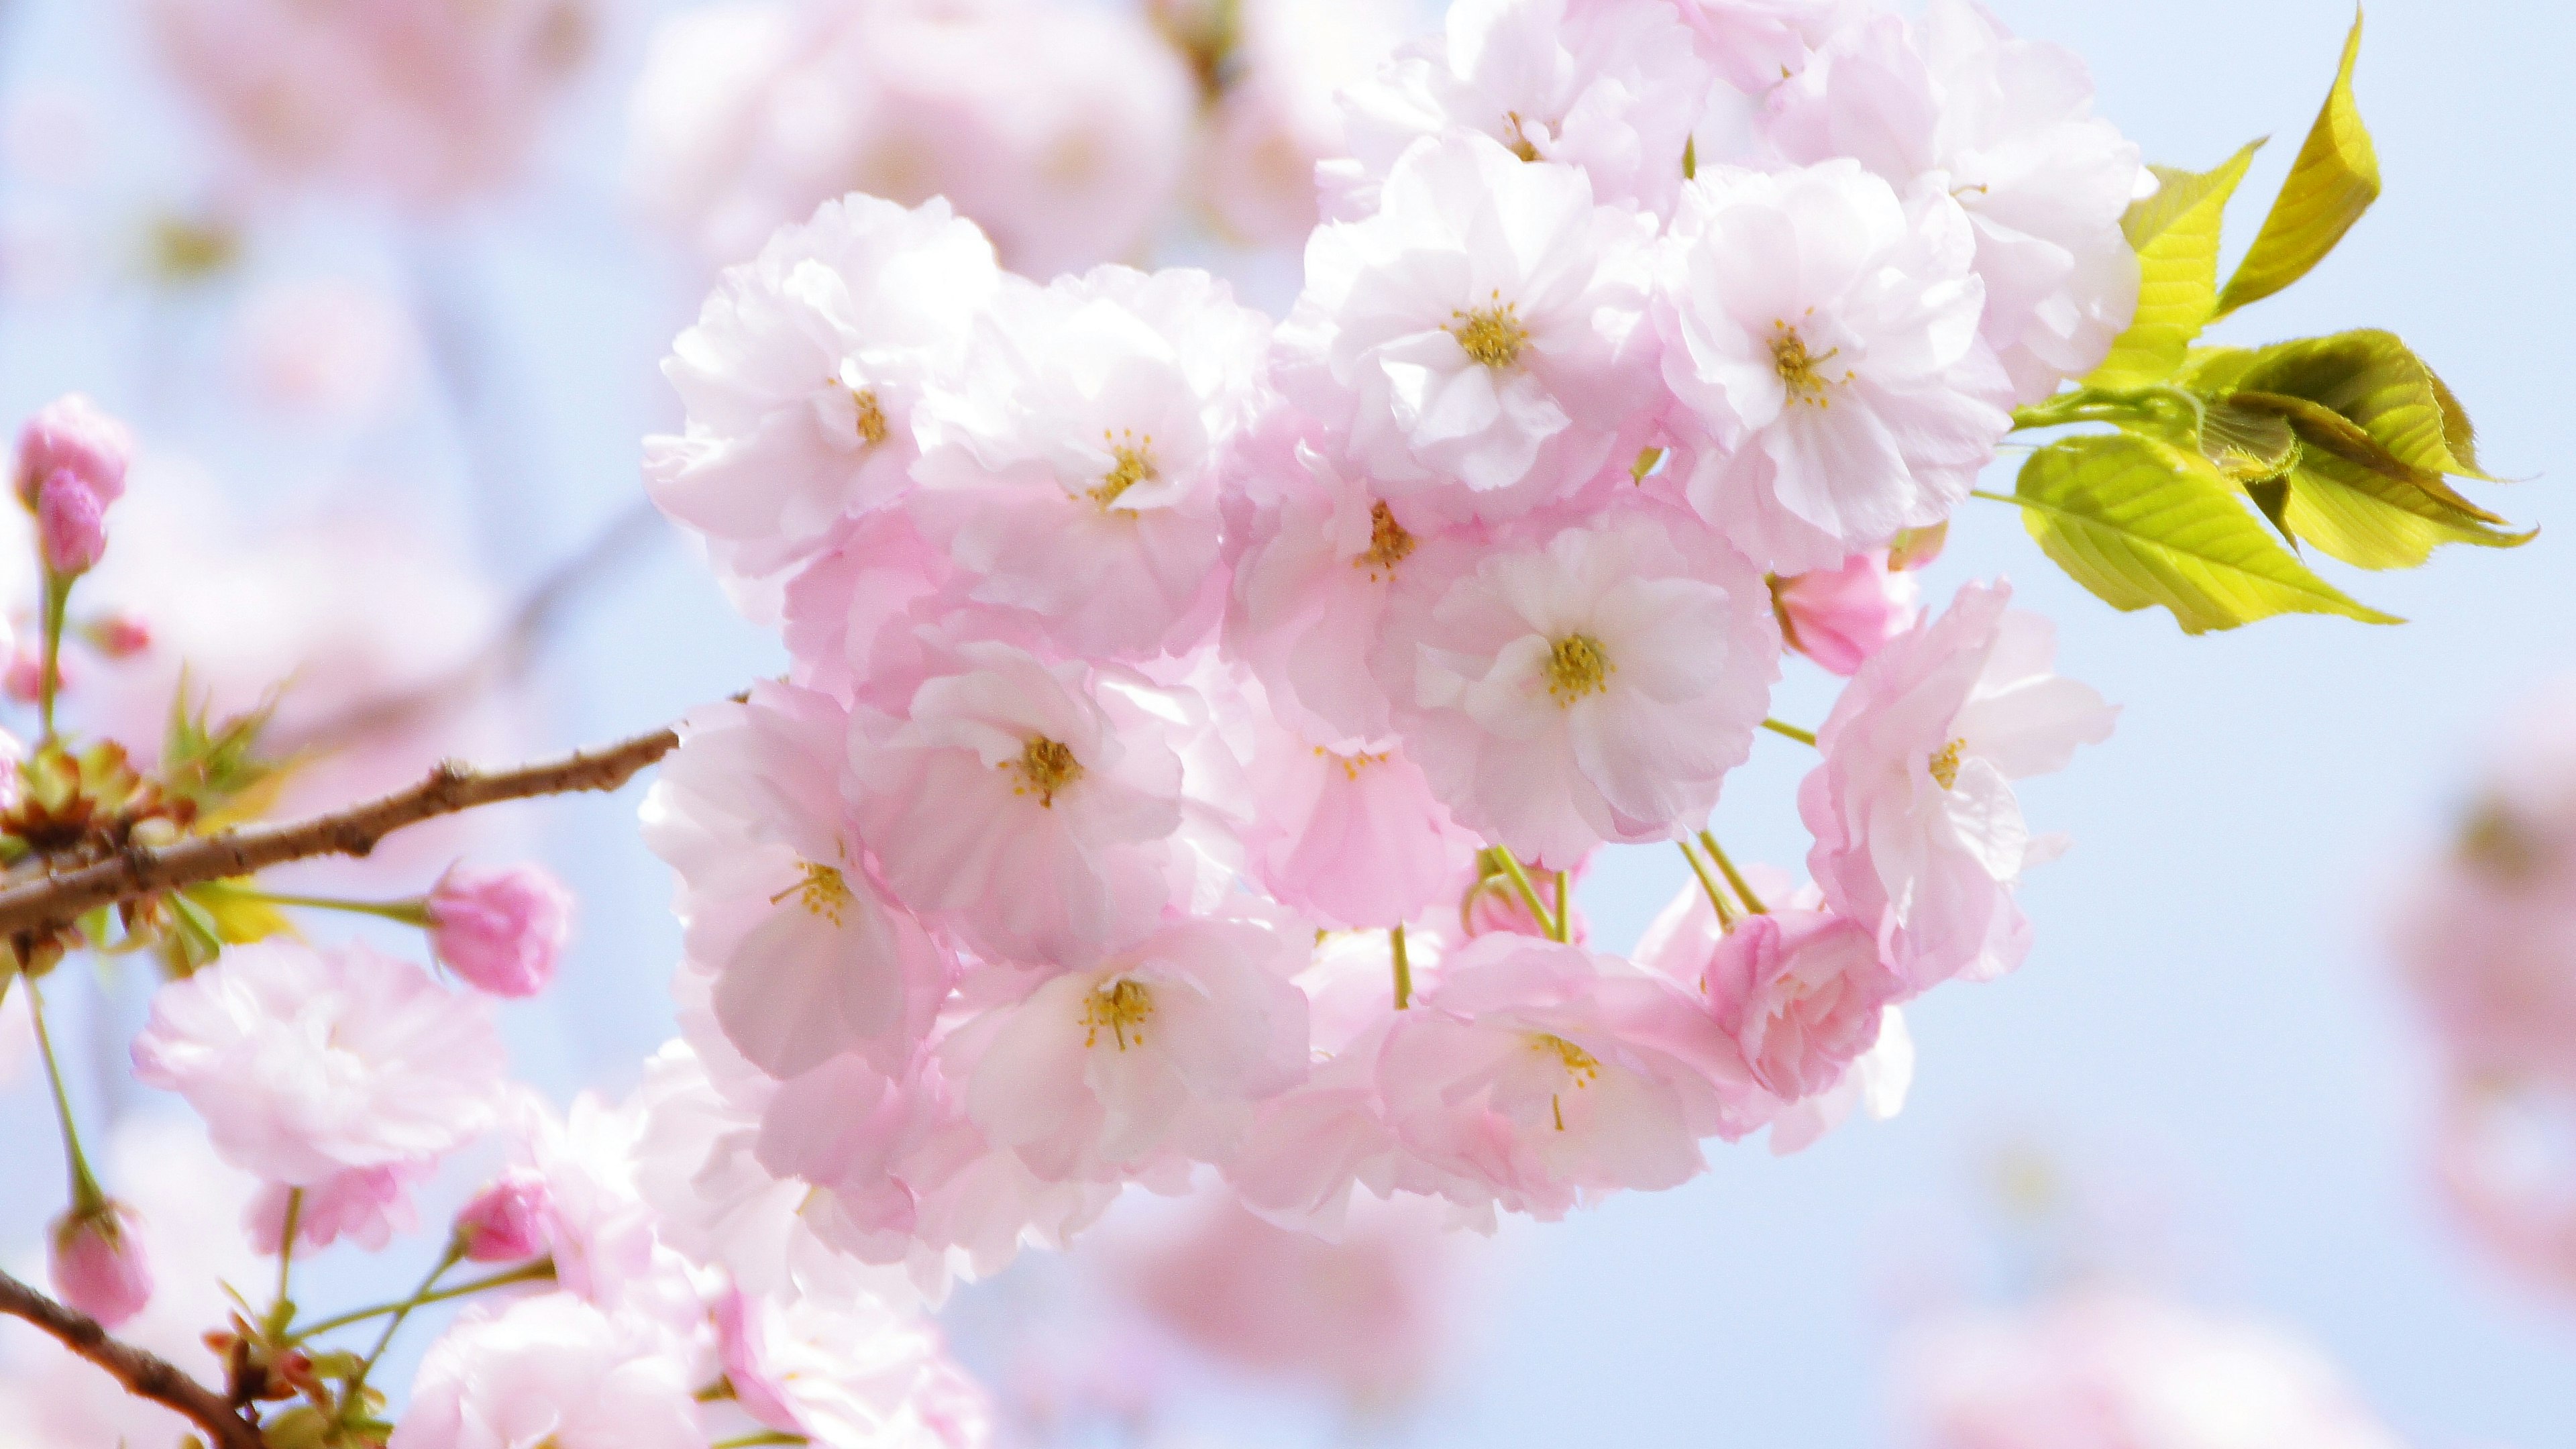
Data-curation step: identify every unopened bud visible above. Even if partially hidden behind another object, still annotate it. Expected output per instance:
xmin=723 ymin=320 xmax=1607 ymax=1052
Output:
xmin=13 ymin=393 xmax=131 ymax=512
xmin=427 ymin=863 xmax=574 ymax=998
xmin=37 ymin=470 xmax=108 ymax=574
xmin=454 ymin=1169 xmax=550 ymax=1263
xmin=48 ymin=1197 xmax=151 ymax=1328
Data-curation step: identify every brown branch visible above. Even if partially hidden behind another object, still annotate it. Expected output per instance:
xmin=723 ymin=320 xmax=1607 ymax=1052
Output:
xmin=0 ymin=1267 xmax=266 ymax=1449
xmin=0 ymin=723 xmax=680 ymax=939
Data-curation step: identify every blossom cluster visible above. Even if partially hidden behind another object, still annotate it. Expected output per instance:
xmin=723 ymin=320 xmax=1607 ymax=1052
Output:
xmin=2390 ymin=682 xmax=2576 ymax=1297
xmin=637 ymin=0 xmax=2121 ymax=1291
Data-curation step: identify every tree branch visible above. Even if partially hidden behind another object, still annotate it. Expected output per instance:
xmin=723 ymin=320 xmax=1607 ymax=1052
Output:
xmin=0 ymin=724 xmax=680 ymax=939
xmin=0 ymin=1267 xmax=266 ymax=1449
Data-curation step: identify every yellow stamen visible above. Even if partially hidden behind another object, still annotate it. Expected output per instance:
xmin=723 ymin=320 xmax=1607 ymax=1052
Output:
xmin=1081 ymin=978 xmax=1155 ymax=1051
xmin=1313 ymin=745 xmax=1390 ymax=782
xmin=1770 ymin=319 xmax=1849 ymax=409
xmin=1450 ymin=293 xmax=1529 ymax=369
xmin=1532 ymin=1033 xmax=1601 ymax=1134
xmin=1501 ymin=113 xmax=1542 ymax=162
xmin=767 ymin=861 xmax=853 ymax=927
xmin=1928 ymin=737 xmax=1967 ymax=790
xmin=1354 ymin=500 xmax=1415 ymax=579
xmin=1005 ymin=737 xmax=1085 ymax=807
xmin=852 ymin=388 xmax=888 ymax=446
xmin=1088 ymin=430 xmax=1156 ymax=511
xmin=1544 ymin=635 xmax=1613 ymax=705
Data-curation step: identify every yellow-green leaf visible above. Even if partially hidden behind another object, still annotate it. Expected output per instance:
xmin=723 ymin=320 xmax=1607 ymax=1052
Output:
xmin=2215 ymin=12 xmax=2380 ymax=317
xmin=2086 ymin=143 xmax=2263 ymax=390
xmin=2012 ymin=433 xmax=2400 ymax=634
xmin=2278 ymin=453 xmax=2535 ymax=570
xmin=2235 ymin=329 xmax=2499 ymax=483
xmin=183 ymin=879 xmax=298 ymax=947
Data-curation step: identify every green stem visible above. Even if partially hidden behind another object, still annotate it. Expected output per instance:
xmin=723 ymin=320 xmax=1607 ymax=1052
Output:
xmin=1488 ymin=848 xmax=1560 ymax=941
xmin=1388 ymin=924 xmax=1412 ymax=1011
xmin=36 ymin=572 xmax=69 ymax=745
xmin=1697 ymin=833 xmax=1767 ymax=916
xmin=234 ymin=890 xmax=433 ymax=928
xmin=274 ymin=1189 xmax=304 ymax=1311
xmin=23 ymin=977 xmax=100 ymax=1208
xmin=1970 ymin=489 xmax=2021 ymax=506
xmin=289 ymin=1258 xmax=554 ymax=1344
xmin=1677 ymin=840 xmax=1738 ymax=931
xmin=1760 ymin=718 xmax=1819 ymax=747
xmin=710 ymin=1434 xmax=809 ymax=1449
xmin=1550 ymin=871 xmax=1571 ymax=944
xmin=345 ymin=1240 xmax=467 ymax=1405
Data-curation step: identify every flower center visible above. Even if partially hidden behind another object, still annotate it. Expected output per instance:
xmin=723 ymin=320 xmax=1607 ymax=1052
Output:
xmin=1450 ymin=294 xmax=1529 ymax=369
xmin=1088 ymin=431 xmax=1156 ymax=511
xmin=1544 ymin=635 xmax=1614 ymax=705
xmin=1354 ymin=500 xmax=1415 ymax=580
xmin=1501 ymin=112 xmax=1543 ymax=162
xmin=1081 ymin=978 xmax=1155 ymax=1051
xmin=1770 ymin=321 xmax=1847 ymax=408
xmin=1928 ymin=737 xmax=1967 ymax=790
xmin=1004 ymin=736 xmax=1085 ymax=807
xmin=1531 ymin=1033 xmax=1602 ymax=1133
xmin=1316 ymin=745 xmax=1390 ymax=781
xmin=768 ymin=861 xmax=853 ymax=926
xmin=852 ymin=388 xmax=888 ymax=447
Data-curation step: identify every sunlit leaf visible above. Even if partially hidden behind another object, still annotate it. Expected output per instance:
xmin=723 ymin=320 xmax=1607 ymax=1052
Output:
xmin=2235 ymin=329 xmax=2501 ymax=483
xmin=2012 ymin=433 xmax=2399 ymax=634
xmin=2215 ymin=11 xmax=2380 ymax=317
xmin=2086 ymin=142 xmax=2262 ymax=390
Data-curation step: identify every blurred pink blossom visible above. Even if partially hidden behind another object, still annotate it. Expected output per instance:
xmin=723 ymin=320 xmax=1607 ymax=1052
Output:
xmin=46 ymin=1200 xmax=152 ymax=1329
xmin=429 ymin=861 xmax=576 ymax=999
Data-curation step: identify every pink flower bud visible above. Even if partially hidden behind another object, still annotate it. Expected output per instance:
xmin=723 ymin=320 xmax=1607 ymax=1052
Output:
xmin=14 ymin=393 xmax=131 ymax=511
xmin=1703 ymin=910 xmax=1901 ymax=1103
xmin=48 ymin=1199 xmax=151 ymax=1328
xmin=87 ymin=611 xmax=151 ymax=658
xmin=5 ymin=645 xmax=58 ymax=703
xmin=455 ymin=1169 xmax=550 ymax=1263
xmin=36 ymin=470 xmax=109 ymax=574
xmin=427 ymin=863 xmax=574 ymax=998
xmin=1770 ymin=552 xmax=1921 ymax=677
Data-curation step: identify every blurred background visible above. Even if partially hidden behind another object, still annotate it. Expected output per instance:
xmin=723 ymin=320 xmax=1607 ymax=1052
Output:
xmin=0 ymin=0 xmax=2567 ymax=1444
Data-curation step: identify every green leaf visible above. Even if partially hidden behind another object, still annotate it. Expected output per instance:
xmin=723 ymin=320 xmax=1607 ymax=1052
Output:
xmin=2086 ymin=143 xmax=2263 ymax=390
xmin=2278 ymin=453 xmax=2534 ymax=570
xmin=2215 ymin=11 xmax=2381 ymax=317
xmin=2012 ymin=433 xmax=2400 ymax=634
xmin=2235 ymin=329 xmax=2500 ymax=482
xmin=182 ymin=880 xmax=297 ymax=947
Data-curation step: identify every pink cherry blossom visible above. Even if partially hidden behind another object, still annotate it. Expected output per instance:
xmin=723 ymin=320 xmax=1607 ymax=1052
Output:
xmin=131 ymin=941 xmax=506 ymax=1185
xmin=1894 ymin=1287 xmax=2405 ymax=1449
xmin=458 ymin=1169 xmax=553 ymax=1264
xmin=248 ymin=1163 xmax=426 ymax=1254
xmin=646 ymin=192 xmax=1001 ymax=588
xmin=780 ymin=509 xmax=958 ymax=706
xmin=1654 ymin=0 xmax=1857 ymax=91
xmin=1766 ymin=0 xmax=2143 ymax=400
xmin=13 ymin=392 xmax=132 ymax=508
xmin=144 ymin=0 xmax=598 ymax=207
xmin=1771 ymin=550 xmax=1922 ymax=676
xmin=1657 ymin=159 xmax=2012 ymax=572
xmin=1240 ymin=722 xmax=1479 ymax=931
xmin=645 ymin=683 xmax=951 ymax=1077
xmin=428 ymin=861 xmax=574 ymax=998
xmin=1640 ymin=892 xmax=1898 ymax=1102
xmin=1281 ymin=131 xmax=1660 ymax=516
xmin=34 ymin=470 xmax=108 ymax=574
xmin=1326 ymin=0 xmax=1715 ymax=220
xmin=847 ymin=639 xmax=1193 ymax=966
xmin=953 ymin=912 xmax=1311 ymax=1183
xmin=391 ymin=1295 xmax=705 ymax=1449
xmin=717 ymin=1286 xmax=994 ymax=1448
xmin=907 ymin=265 xmax=1271 ymax=661
xmin=1114 ymin=1188 xmax=1470 ymax=1409
xmin=1380 ymin=502 xmax=1780 ymax=866
xmin=48 ymin=1199 xmax=151 ymax=1328
xmin=630 ymin=0 xmax=1196 ymax=278
xmin=1802 ymin=579 xmax=2114 ymax=987
xmin=1379 ymin=934 xmax=1741 ymax=1218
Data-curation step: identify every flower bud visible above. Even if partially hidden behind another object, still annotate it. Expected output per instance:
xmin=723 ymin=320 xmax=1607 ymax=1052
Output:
xmin=85 ymin=611 xmax=151 ymax=659
xmin=36 ymin=470 xmax=109 ymax=574
xmin=426 ymin=863 xmax=574 ymax=998
xmin=1703 ymin=910 xmax=1900 ymax=1103
xmin=1769 ymin=552 xmax=1921 ymax=678
xmin=48 ymin=1198 xmax=151 ymax=1328
xmin=14 ymin=393 xmax=131 ymax=512
xmin=455 ymin=1170 xmax=549 ymax=1264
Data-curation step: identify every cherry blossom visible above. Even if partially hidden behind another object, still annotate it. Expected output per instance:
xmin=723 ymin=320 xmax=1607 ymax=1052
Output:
xmin=1801 ymin=580 xmax=2114 ymax=987
xmin=1657 ymin=159 xmax=2012 ymax=572
xmin=1380 ymin=502 xmax=1779 ymax=865
xmin=391 ymin=1295 xmax=705 ymax=1449
xmin=1771 ymin=549 xmax=1924 ymax=676
xmin=717 ymin=1286 xmax=994 ymax=1448
xmin=1281 ymin=131 xmax=1660 ymax=516
xmin=1766 ymin=0 xmax=2145 ymax=400
xmin=130 ymin=941 xmax=507 ymax=1186
xmin=427 ymin=862 xmax=574 ymax=999
xmin=47 ymin=1199 xmax=151 ymax=1329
